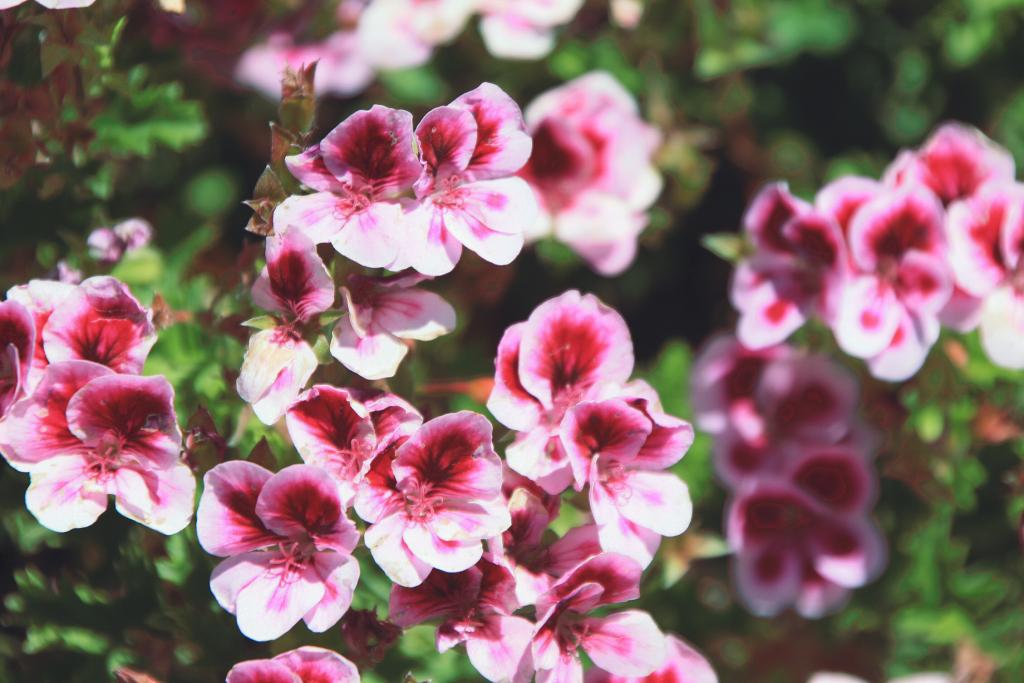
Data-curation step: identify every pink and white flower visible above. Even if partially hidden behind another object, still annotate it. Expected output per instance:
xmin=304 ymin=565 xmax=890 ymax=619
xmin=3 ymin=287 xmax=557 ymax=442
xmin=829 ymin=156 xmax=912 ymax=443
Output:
xmin=884 ymin=122 xmax=1014 ymax=205
xmin=945 ymin=180 xmax=1024 ymax=367
xmin=585 ymin=634 xmax=718 ymax=683
xmin=356 ymin=411 xmax=510 ymax=587
xmin=5 ymin=279 xmax=77 ymax=391
xmin=727 ymin=480 xmax=885 ymax=618
xmin=197 ymin=462 xmax=361 ymax=641
xmin=487 ymin=290 xmax=634 ymax=493
xmin=0 ymin=299 xmax=35 ymax=419
xmin=732 ymin=183 xmax=849 ymax=348
xmin=285 ymin=384 xmax=422 ymax=505
xmin=237 ymin=231 xmax=334 ymax=425
xmin=831 ymin=185 xmax=951 ymax=381
xmin=330 ymin=272 xmax=456 ymax=380
xmin=0 ymin=362 xmax=195 ymax=534
xmin=406 ymin=83 xmax=535 ymax=275
xmin=275 ymin=105 xmax=421 ymax=269
xmin=520 ymin=72 xmax=663 ymax=275
xmin=487 ymin=482 xmax=602 ymax=606
xmin=532 ymin=553 xmax=667 ymax=683
xmin=226 ymin=646 xmax=360 ymax=683
xmin=390 ymin=559 xmax=534 ymax=682
xmin=561 ymin=396 xmax=694 ymax=566
xmin=236 ymin=32 xmax=374 ymax=100
xmin=41 ymin=276 xmax=157 ymax=375
xmin=477 ymin=0 xmax=585 ymax=59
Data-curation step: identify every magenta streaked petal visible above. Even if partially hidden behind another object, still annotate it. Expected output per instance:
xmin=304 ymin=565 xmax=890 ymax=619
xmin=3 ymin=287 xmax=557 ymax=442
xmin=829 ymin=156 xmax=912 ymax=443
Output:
xmin=743 ymin=182 xmax=811 ymax=255
xmin=226 ymin=659 xmax=300 ymax=683
xmin=465 ymin=614 xmax=534 ymax=683
xmin=615 ymin=469 xmax=692 ymax=537
xmin=733 ymin=543 xmax=802 ymax=617
xmin=452 ymin=82 xmax=533 ymax=180
xmin=403 ymin=523 xmax=484 ymax=572
xmin=303 ymin=553 xmax=360 ymax=633
xmin=112 ymin=461 xmax=196 ymax=535
xmin=0 ymin=299 xmax=34 ymax=415
xmin=405 ymin=200 xmax=465 ymax=276
xmin=320 ymin=105 xmax=421 ymax=198
xmin=42 ymin=276 xmax=156 ymax=374
xmin=487 ymin=322 xmax=543 ymax=432
xmin=252 ymin=231 xmax=335 ymax=322
xmin=364 ymin=512 xmax=432 ymax=587
xmin=755 ymin=354 xmax=858 ymax=444
xmin=415 ymin=105 xmax=478 ymax=193
xmin=234 ymin=555 xmax=327 ymax=642
xmin=330 ymin=199 xmax=409 ymax=270
xmin=388 ymin=566 xmax=475 ymax=627
xmin=894 ymin=250 xmax=953 ymax=316
xmin=374 ymin=286 xmax=456 ymax=342
xmin=946 ymin=182 xmax=1024 ymax=297
xmin=285 ymin=145 xmax=347 ymax=194
xmin=273 ymin=193 xmax=347 ymax=244
xmin=0 ymin=360 xmax=111 ymax=472
xmin=330 ymin=317 xmax=408 ymax=380
xmin=65 ymin=373 xmax=182 ymax=469
xmin=255 ymin=464 xmax=358 ymax=553
xmin=273 ymin=646 xmax=360 ymax=683
xmin=439 ymin=178 xmax=533 ymax=265
xmin=537 ymin=552 xmax=642 ymax=616
xmin=847 ymin=186 xmax=945 ymax=271
xmin=732 ymin=259 xmax=808 ymax=350
xmin=866 ymin=308 xmax=939 ymax=382
xmin=5 ymin=279 xmax=77 ymax=390
xmin=580 ymin=610 xmax=667 ymax=678
xmin=592 ymin=489 xmax=663 ymax=567
xmin=237 ymin=328 xmax=318 ymax=425
xmin=505 ymin=427 xmax=575 ymax=495
xmin=24 ymin=454 xmax=108 ymax=533
xmin=815 ymin=176 xmax=882 ymax=235
xmin=518 ymin=290 xmax=633 ymax=410
xmin=561 ymin=399 xmax=651 ymax=489
xmin=809 ymin=517 xmax=886 ymax=588
xmin=197 ymin=461 xmax=280 ymax=556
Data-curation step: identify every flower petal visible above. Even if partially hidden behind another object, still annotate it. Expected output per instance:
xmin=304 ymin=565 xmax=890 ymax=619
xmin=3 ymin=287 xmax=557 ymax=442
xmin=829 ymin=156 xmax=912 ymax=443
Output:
xmin=197 ymin=461 xmax=279 ymax=556
xmin=303 ymin=553 xmax=360 ymax=633
xmin=255 ymin=464 xmax=358 ymax=553
xmin=252 ymin=230 xmax=335 ymax=322
xmin=24 ymin=454 xmax=108 ymax=533
xmin=580 ymin=611 xmax=667 ymax=678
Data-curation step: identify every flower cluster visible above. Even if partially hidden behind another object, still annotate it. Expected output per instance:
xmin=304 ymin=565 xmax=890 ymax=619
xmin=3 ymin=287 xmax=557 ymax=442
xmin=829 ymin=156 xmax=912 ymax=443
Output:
xmin=731 ymin=122 xmax=1024 ymax=380
xmin=0 ymin=276 xmax=195 ymax=534
xmin=213 ymin=289 xmax=707 ymax=681
xmin=692 ymin=335 xmax=885 ymax=617
xmin=237 ymin=0 xmax=596 ymax=98
xmin=520 ymin=72 xmax=664 ymax=276
xmin=86 ymin=218 xmax=154 ymax=265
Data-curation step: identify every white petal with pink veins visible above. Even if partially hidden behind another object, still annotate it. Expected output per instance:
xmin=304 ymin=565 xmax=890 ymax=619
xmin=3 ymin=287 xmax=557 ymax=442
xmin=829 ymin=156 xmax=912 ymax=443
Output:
xmin=25 ymin=454 xmax=107 ymax=533
xmin=330 ymin=316 xmax=409 ymax=380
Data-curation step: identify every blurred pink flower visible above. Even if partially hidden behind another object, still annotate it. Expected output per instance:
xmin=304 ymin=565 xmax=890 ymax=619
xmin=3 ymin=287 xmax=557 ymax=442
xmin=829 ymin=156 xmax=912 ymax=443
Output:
xmin=520 ymin=72 xmax=663 ymax=275
xmin=477 ymin=0 xmax=585 ymax=59
xmin=0 ymin=363 xmax=194 ymax=534
xmin=236 ymin=32 xmax=374 ymax=99
xmin=586 ymin=634 xmax=718 ymax=683
xmin=87 ymin=218 xmax=154 ymax=264
xmin=197 ymin=462 xmax=361 ymax=641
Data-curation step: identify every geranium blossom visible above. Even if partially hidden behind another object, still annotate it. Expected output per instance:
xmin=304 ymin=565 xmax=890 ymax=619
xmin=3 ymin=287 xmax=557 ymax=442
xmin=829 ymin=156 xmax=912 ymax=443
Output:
xmin=731 ymin=183 xmax=849 ymax=348
xmin=585 ymin=634 xmax=718 ymax=683
xmin=831 ymin=185 xmax=951 ymax=381
xmin=477 ymin=0 xmax=585 ymax=59
xmin=390 ymin=559 xmax=534 ymax=682
xmin=330 ymin=272 xmax=456 ymax=379
xmin=356 ymin=0 xmax=476 ymax=70
xmin=285 ymin=384 xmax=422 ymax=505
xmin=945 ymin=180 xmax=1024 ymax=368
xmin=520 ymin=72 xmax=663 ymax=275
xmin=727 ymin=480 xmax=885 ymax=617
xmin=356 ymin=411 xmax=510 ymax=587
xmin=5 ymin=279 xmax=80 ymax=390
xmin=226 ymin=646 xmax=359 ymax=683
xmin=87 ymin=218 xmax=154 ymax=264
xmin=561 ymin=396 xmax=694 ymax=566
xmin=0 ymin=299 xmax=35 ymax=418
xmin=275 ymin=105 xmax=420 ymax=269
xmin=487 ymin=290 xmax=634 ymax=493
xmin=406 ymin=83 xmax=535 ymax=275
xmin=197 ymin=462 xmax=360 ymax=641
xmin=0 ymin=362 xmax=195 ymax=534
xmin=487 ymin=482 xmax=602 ymax=605
xmin=41 ymin=275 xmax=157 ymax=375
xmin=236 ymin=32 xmax=374 ymax=99
xmin=884 ymin=122 xmax=1014 ymax=205
xmin=532 ymin=553 xmax=667 ymax=683
xmin=237 ymin=231 xmax=333 ymax=424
